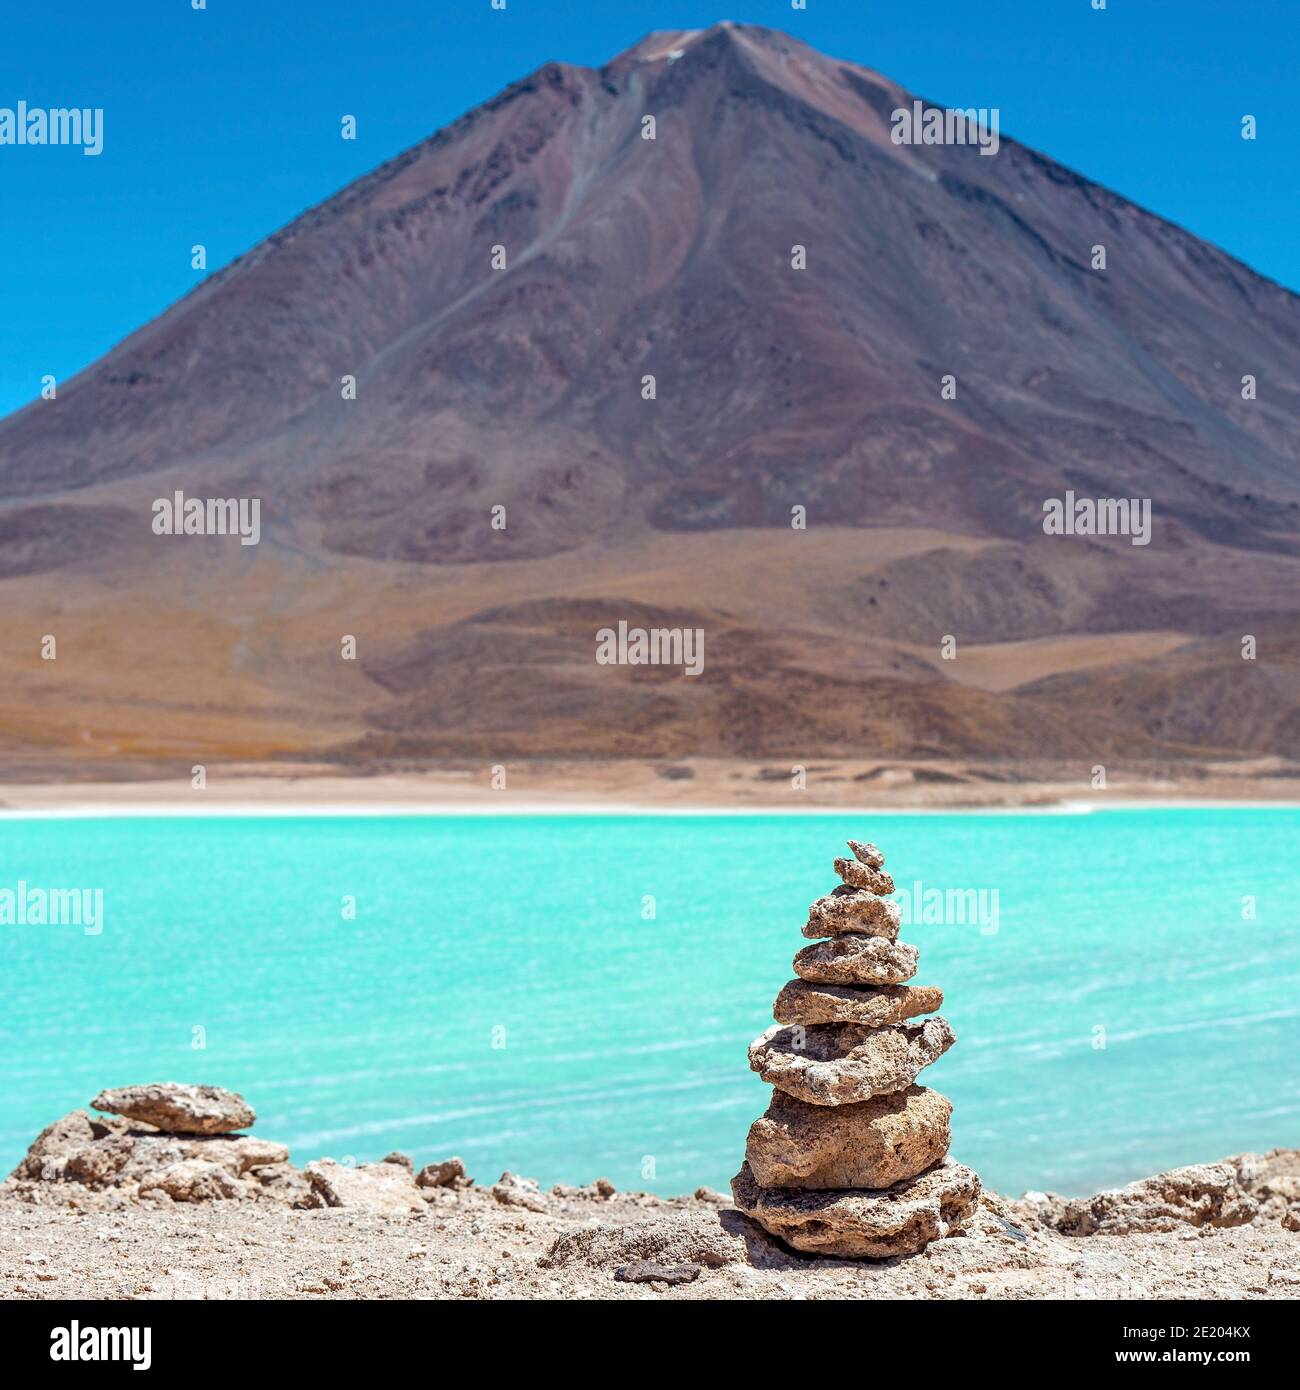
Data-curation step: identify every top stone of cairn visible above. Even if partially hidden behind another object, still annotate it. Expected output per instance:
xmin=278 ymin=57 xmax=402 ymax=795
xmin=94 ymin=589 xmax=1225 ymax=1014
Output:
xmin=847 ymin=840 xmax=885 ymax=870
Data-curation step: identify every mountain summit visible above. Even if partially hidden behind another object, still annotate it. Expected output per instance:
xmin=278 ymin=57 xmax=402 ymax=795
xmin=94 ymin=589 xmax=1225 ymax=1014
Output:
xmin=2 ymin=24 xmax=1298 ymax=774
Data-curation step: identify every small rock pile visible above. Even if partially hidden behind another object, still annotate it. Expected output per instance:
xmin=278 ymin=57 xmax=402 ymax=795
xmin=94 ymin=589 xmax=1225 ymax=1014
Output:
xmin=8 ymin=1083 xmax=307 ymax=1205
xmin=732 ymin=839 xmax=981 ymax=1257
xmin=4 ymin=1082 xmax=473 ymax=1213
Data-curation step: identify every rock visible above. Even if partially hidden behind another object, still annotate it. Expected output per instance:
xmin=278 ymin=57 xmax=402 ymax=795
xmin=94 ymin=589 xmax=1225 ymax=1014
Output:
xmin=1228 ymin=1148 xmax=1300 ymax=1222
xmin=541 ymin=1209 xmax=746 ymax=1270
xmin=63 ymin=1137 xmax=136 ymax=1188
xmin=794 ymin=935 xmax=917 ymax=986
xmin=694 ymin=1187 xmax=729 ymax=1204
xmin=594 ymin=1177 xmax=617 ymax=1199
xmin=614 ymin=1260 xmax=701 ymax=1284
xmin=746 ymin=1087 xmax=951 ymax=1189
xmin=749 ymin=1018 xmax=956 ymax=1105
xmin=181 ymin=1135 xmax=289 ymax=1175
xmin=492 ymin=1172 xmax=547 ymax=1212
xmin=847 ymin=840 xmax=885 ymax=869
xmin=138 ymin=1159 xmax=245 ymax=1203
xmin=246 ymin=1162 xmax=313 ymax=1205
xmin=803 ymin=888 xmax=901 ymax=940
xmin=833 ymin=859 xmax=895 ymax=895
xmin=1046 ymin=1164 xmax=1258 ymax=1236
xmin=90 ymin=1084 xmax=254 ymax=1136
xmin=773 ymin=980 xmax=943 ymax=1028
xmin=416 ymin=1157 xmax=470 ymax=1189
xmin=302 ymin=1159 xmax=425 ymax=1214
xmin=731 ymin=1157 xmax=981 ymax=1259
xmin=997 ymin=1216 xmax=1030 ymax=1242
xmin=9 ymin=1110 xmax=98 ymax=1181
xmin=382 ymin=1151 xmax=414 ymax=1171
xmin=115 ymin=1133 xmax=286 ymax=1186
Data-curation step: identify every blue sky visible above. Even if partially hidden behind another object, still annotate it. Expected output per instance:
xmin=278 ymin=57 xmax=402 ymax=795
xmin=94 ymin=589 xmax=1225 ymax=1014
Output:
xmin=1 ymin=0 xmax=1296 ymax=421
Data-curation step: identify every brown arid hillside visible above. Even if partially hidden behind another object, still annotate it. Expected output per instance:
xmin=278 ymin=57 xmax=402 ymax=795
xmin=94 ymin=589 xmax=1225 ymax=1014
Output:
xmin=2 ymin=22 xmax=1299 ymax=781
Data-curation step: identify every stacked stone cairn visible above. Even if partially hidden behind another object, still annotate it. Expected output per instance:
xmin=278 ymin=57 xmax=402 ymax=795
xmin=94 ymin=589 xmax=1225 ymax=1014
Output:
xmin=732 ymin=839 xmax=980 ymax=1257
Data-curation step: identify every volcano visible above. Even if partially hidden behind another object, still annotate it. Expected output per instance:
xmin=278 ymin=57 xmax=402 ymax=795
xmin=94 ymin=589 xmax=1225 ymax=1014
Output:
xmin=2 ymin=22 xmax=1298 ymax=776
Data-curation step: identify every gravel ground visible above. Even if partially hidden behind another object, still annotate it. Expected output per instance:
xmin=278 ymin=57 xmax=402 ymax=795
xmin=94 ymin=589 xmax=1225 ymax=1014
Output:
xmin=2 ymin=1177 xmax=1297 ymax=1301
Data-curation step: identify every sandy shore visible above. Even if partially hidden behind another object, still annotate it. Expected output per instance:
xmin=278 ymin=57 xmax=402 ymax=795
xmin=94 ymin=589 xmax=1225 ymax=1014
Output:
xmin=2 ymin=756 xmax=1299 ymax=815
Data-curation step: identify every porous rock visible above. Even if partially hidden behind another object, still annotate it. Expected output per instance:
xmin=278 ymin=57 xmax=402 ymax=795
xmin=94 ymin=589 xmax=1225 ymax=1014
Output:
xmin=246 ymin=1161 xmax=313 ymax=1205
xmin=731 ymin=1157 xmax=980 ymax=1259
xmin=492 ymin=1171 xmax=547 ymax=1212
xmin=91 ymin=1083 xmax=255 ymax=1136
xmin=181 ymin=1135 xmax=289 ymax=1174
xmin=302 ymin=1159 xmax=425 ymax=1214
xmin=773 ymin=980 xmax=943 ymax=1028
xmin=10 ymin=1110 xmax=100 ymax=1181
xmin=803 ymin=888 xmax=901 ymax=940
xmin=1228 ymin=1148 xmax=1300 ymax=1223
xmin=417 ymin=1157 xmax=471 ymax=1189
xmin=541 ymin=1209 xmax=746 ymax=1270
xmin=749 ymin=1018 xmax=956 ymax=1105
xmin=1044 ymin=1164 xmax=1258 ymax=1236
xmin=793 ymin=935 xmax=917 ymax=986
xmin=138 ymin=1159 xmax=246 ymax=1203
xmin=117 ymin=1133 xmax=287 ymax=1188
xmin=63 ymin=1136 xmax=136 ymax=1188
xmin=745 ymin=1086 xmax=951 ymax=1189
xmin=833 ymin=859 xmax=895 ymax=895
xmin=847 ymin=840 xmax=885 ymax=869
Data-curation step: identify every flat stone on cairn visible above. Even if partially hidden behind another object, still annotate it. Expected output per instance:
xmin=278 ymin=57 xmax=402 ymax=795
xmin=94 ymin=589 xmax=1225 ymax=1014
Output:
xmin=803 ymin=887 xmax=900 ymax=939
xmin=793 ymin=934 xmax=917 ymax=986
xmin=749 ymin=1017 xmax=956 ymax=1106
xmin=773 ymin=980 xmax=943 ymax=1027
xmin=733 ymin=1157 xmax=980 ymax=1260
xmin=746 ymin=1086 xmax=951 ymax=1189
xmin=732 ymin=838 xmax=979 ymax=1258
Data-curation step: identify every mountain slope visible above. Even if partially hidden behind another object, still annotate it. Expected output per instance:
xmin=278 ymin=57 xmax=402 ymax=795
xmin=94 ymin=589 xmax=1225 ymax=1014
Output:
xmin=1 ymin=23 xmax=1298 ymax=774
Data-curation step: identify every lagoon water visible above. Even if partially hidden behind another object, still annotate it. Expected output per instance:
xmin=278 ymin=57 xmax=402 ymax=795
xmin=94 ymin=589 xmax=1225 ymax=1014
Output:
xmin=1 ymin=810 xmax=1297 ymax=1196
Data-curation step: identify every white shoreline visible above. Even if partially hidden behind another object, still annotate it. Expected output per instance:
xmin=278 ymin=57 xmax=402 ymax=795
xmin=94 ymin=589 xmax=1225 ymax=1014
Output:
xmin=2 ymin=798 xmax=1298 ymax=820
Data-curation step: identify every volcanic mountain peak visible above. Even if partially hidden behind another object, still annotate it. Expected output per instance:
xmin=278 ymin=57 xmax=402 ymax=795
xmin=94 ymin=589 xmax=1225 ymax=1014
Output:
xmin=1 ymin=20 xmax=1297 ymax=545
xmin=2 ymin=24 xmax=1299 ymax=775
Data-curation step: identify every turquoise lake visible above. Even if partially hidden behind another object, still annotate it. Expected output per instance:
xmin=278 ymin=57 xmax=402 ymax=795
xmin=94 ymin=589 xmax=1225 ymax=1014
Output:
xmin=1 ymin=810 xmax=1297 ymax=1197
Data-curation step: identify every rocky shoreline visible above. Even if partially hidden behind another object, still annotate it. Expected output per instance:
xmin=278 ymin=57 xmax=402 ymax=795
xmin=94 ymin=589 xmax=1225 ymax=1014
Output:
xmin=1 ymin=1083 xmax=1297 ymax=1300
